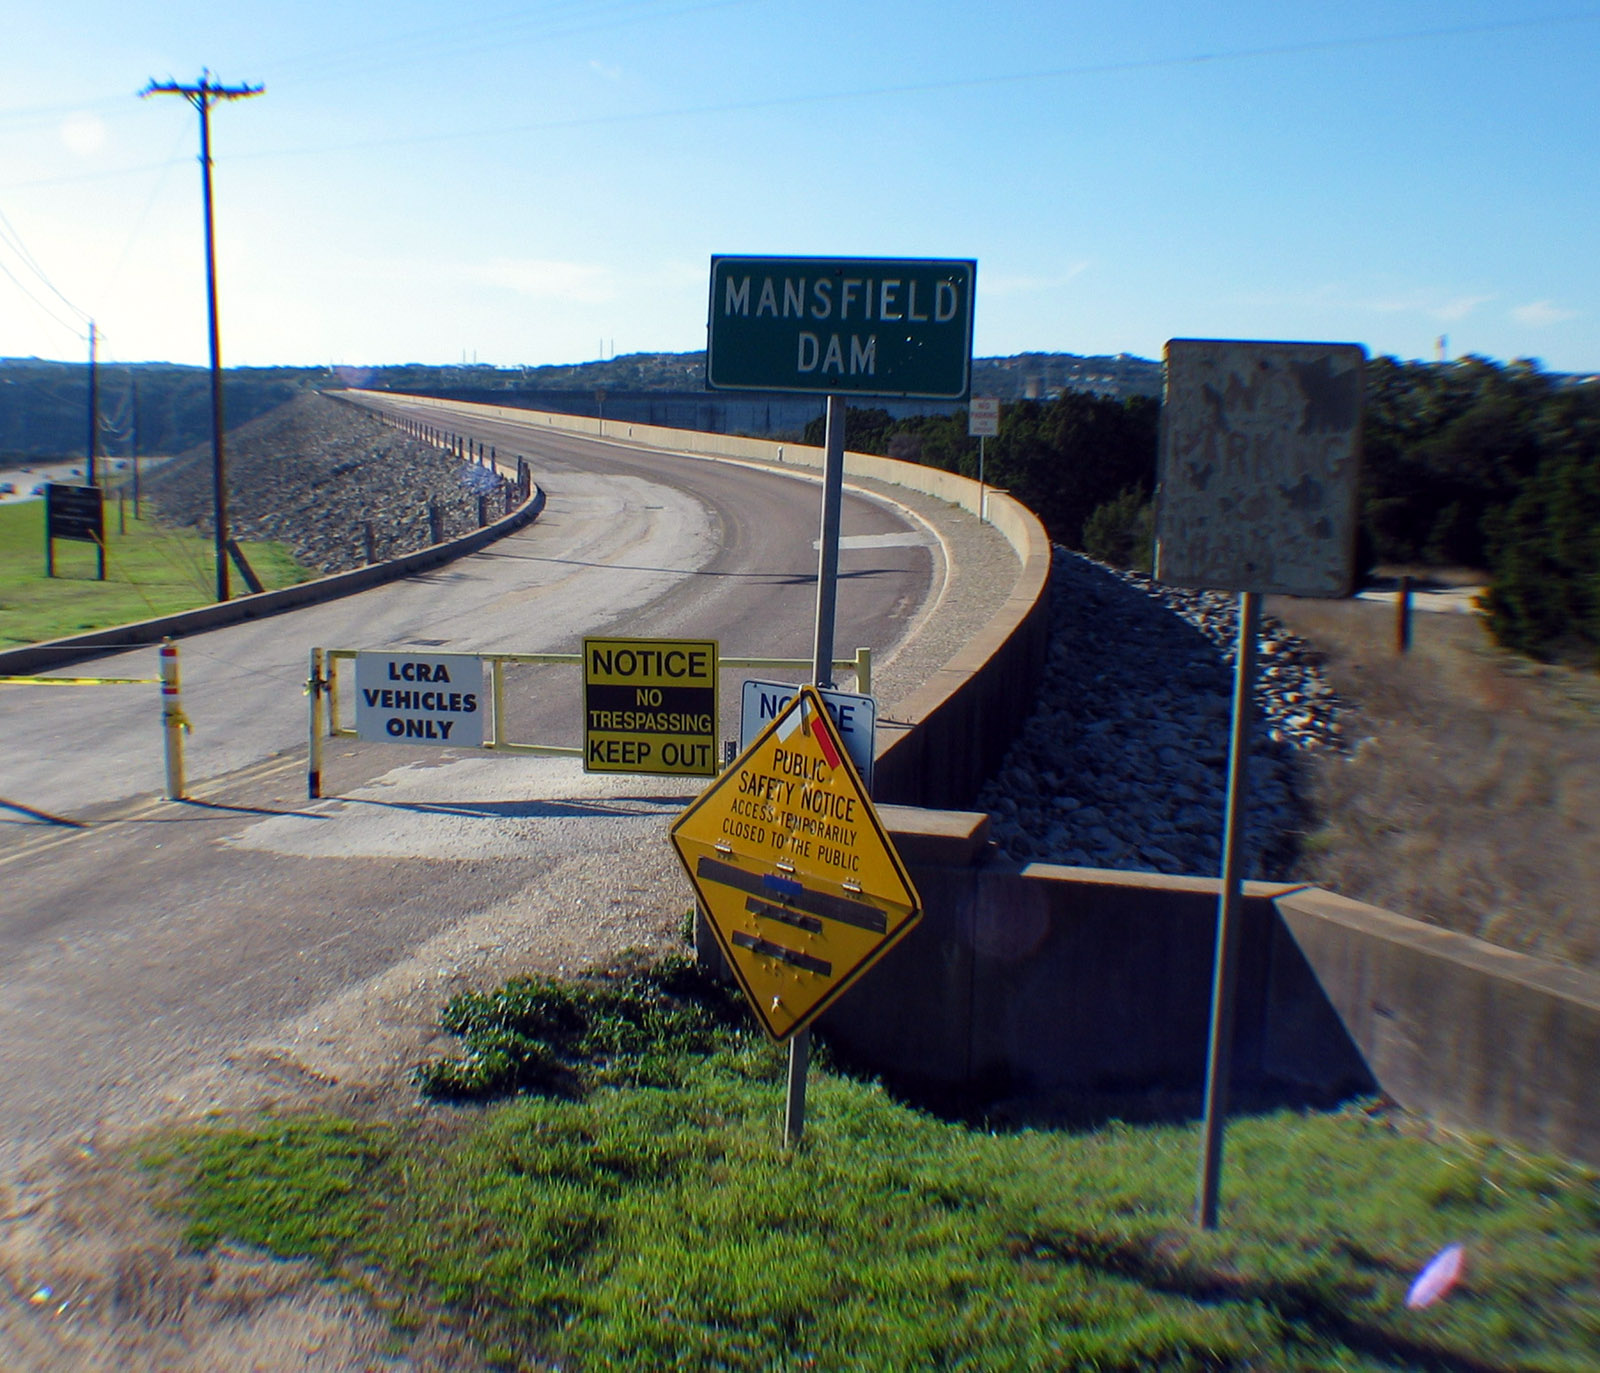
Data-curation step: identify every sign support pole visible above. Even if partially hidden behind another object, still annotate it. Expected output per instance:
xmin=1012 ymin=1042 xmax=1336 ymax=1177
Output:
xmin=810 ymin=394 xmax=845 ymax=688
xmin=978 ymin=434 xmax=986 ymax=523
xmin=784 ymin=1021 xmax=811 ymax=1146
xmin=786 ymin=392 xmax=846 ymax=1147
xmin=1195 ymin=589 xmax=1261 ymax=1229
xmin=307 ymin=646 xmax=325 ymax=800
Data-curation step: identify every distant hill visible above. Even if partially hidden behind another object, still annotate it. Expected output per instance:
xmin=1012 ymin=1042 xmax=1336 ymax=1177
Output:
xmin=0 ymin=351 xmax=1162 ymax=461
xmin=342 ymin=350 xmax=1164 ymax=404
xmin=0 ymin=358 xmax=327 ymax=463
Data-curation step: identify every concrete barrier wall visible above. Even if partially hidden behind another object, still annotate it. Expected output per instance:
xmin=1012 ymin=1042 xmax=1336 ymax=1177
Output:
xmin=1270 ymin=887 xmax=1600 ymax=1166
xmin=828 ymin=808 xmax=1600 ymax=1166
xmin=350 ymin=391 xmax=1054 ymax=809
xmin=349 ymin=388 xmax=1022 ymax=524
xmin=0 ymin=487 xmax=545 ymax=678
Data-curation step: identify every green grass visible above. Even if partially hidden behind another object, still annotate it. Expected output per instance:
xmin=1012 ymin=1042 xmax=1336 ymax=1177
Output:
xmin=0 ymin=497 xmax=314 ymax=647
xmin=147 ymin=960 xmax=1600 ymax=1372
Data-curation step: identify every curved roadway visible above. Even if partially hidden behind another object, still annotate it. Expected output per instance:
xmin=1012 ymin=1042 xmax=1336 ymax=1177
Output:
xmin=2 ymin=416 xmax=938 ymax=816
xmin=0 ymin=414 xmax=944 ymax=1174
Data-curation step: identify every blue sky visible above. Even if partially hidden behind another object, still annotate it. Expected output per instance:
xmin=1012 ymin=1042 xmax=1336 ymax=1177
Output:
xmin=2 ymin=1 xmax=1596 ymax=372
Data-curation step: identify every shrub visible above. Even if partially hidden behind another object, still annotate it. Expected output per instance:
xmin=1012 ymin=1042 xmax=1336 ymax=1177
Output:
xmin=1081 ymin=487 xmax=1153 ymax=570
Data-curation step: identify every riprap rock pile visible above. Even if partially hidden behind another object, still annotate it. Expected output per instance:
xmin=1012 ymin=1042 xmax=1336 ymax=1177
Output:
xmin=142 ymin=392 xmax=508 ymax=574
xmin=976 ymin=550 xmax=1345 ymax=880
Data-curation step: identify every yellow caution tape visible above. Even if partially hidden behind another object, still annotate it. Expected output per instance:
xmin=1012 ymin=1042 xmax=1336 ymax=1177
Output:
xmin=0 ymin=676 xmax=161 ymax=686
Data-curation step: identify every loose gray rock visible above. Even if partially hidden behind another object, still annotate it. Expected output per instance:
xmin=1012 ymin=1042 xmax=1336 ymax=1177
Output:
xmin=141 ymin=392 xmax=512 ymax=575
xmin=976 ymin=550 xmax=1345 ymax=880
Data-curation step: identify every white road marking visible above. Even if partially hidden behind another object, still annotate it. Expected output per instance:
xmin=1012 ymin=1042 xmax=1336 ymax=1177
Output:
xmin=814 ymin=532 xmax=934 ymax=551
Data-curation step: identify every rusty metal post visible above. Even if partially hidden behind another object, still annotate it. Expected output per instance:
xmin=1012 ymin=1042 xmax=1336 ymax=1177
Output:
xmin=1196 ymin=590 xmax=1261 ymax=1229
xmin=307 ymin=646 xmax=325 ymax=799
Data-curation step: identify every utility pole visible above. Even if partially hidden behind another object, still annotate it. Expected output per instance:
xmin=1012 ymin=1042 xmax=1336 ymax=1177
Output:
xmin=141 ymin=71 xmax=263 ymax=602
xmin=85 ymin=320 xmax=98 ymax=487
xmin=130 ymin=372 xmax=142 ymax=518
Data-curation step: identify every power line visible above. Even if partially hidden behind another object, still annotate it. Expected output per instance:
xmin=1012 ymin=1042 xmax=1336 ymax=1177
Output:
xmin=0 ymin=201 xmax=91 ymax=326
xmin=0 ymin=91 xmax=130 ymax=131
xmin=263 ymin=0 xmax=758 ymax=90
xmin=0 ymin=158 xmax=190 ymax=194
xmin=6 ymin=8 xmax=1596 ymax=188
xmin=177 ymin=7 xmax=1600 ymax=164
xmin=98 ymin=118 xmax=195 ymax=303
xmin=0 ymin=251 xmax=86 ymax=342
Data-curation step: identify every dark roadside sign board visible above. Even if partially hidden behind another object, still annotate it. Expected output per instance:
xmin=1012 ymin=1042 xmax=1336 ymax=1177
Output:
xmin=45 ymin=482 xmax=105 ymax=580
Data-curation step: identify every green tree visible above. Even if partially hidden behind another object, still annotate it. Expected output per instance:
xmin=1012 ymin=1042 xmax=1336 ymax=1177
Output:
xmin=800 ymin=406 xmax=896 ymax=453
xmin=1081 ymin=487 xmax=1154 ymax=570
xmin=1483 ymin=383 xmax=1600 ymax=662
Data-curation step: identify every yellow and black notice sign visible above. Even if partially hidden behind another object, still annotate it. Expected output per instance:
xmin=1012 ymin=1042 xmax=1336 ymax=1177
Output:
xmin=583 ymin=636 xmax=718 ymax=776
xmin=670 ymin=684 xmax=921 ymax=1041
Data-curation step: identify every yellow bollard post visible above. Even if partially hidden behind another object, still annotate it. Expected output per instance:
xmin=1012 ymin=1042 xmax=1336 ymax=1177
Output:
xmin=307 ymin=647 xmax=325 ymax=799
xmin=160 ymin=638 xmax=186 ymax=799
xmin=855 ymin=646 xmax=872 ymax=697
xmin=491 ymin=658 xmax=506 ymax=748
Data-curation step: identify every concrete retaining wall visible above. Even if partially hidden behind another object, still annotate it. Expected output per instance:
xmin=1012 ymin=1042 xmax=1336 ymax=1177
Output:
xmin=826 ymin=807 xmax=1600 ymax=1167
xmin=1271 ymin=887 xmax=1600 ymax=1166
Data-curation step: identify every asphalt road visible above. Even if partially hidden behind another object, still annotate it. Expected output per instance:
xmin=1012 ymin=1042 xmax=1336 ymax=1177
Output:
xmin=2 ymin=418 xmax=938 ymax=816
xmin=0 ymin=417 xmax=943 ymax=1172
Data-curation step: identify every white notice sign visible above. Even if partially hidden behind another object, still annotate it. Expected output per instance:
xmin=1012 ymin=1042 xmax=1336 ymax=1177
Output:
xmin=968 ymin=396 xmax=1000 ymax=437
xmin=740 ymin=680 xmax=876 ymax=788
xmin=354 ymin=651 xmax=485 ymax=748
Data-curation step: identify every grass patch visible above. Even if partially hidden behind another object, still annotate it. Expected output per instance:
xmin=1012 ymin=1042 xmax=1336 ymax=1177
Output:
xmin=415 ymin=957 xmax=749 ymax=1100
xmin=0 ymin=497 xmax=313 ymax=647
xmin=149 ymin=960 xmax=1600 ymax=1371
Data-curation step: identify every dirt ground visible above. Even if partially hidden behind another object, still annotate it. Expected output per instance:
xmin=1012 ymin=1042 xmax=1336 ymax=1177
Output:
xmin=0 ymin=841 xmax=686 ymax=1371
xmin=1274 ymin=576 xmax=1600 ymax=972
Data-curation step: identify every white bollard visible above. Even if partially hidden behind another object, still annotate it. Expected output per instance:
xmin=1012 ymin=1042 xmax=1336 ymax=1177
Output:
xmin=159 ymin=638 xmax=188 ymax=799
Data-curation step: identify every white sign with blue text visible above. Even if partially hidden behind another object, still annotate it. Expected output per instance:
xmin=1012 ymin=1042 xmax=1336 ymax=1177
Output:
xmin=739 ymin=679 xmax=876 ymax=789
xmin=354 ymin=651 xmax=485 ymax=749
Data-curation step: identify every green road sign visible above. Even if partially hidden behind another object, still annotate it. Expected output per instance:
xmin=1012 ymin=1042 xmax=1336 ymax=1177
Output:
xmin=707 ymin=256 xmax=975 ymax=399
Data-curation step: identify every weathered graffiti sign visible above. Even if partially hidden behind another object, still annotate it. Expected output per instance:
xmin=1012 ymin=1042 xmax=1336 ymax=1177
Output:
xmin=1155 ymin=339 xmax=1365 ymax=597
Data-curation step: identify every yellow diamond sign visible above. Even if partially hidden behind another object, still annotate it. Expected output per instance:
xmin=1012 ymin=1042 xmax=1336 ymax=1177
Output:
xmin=670 ymin=684 xmax=921 ymax=1042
